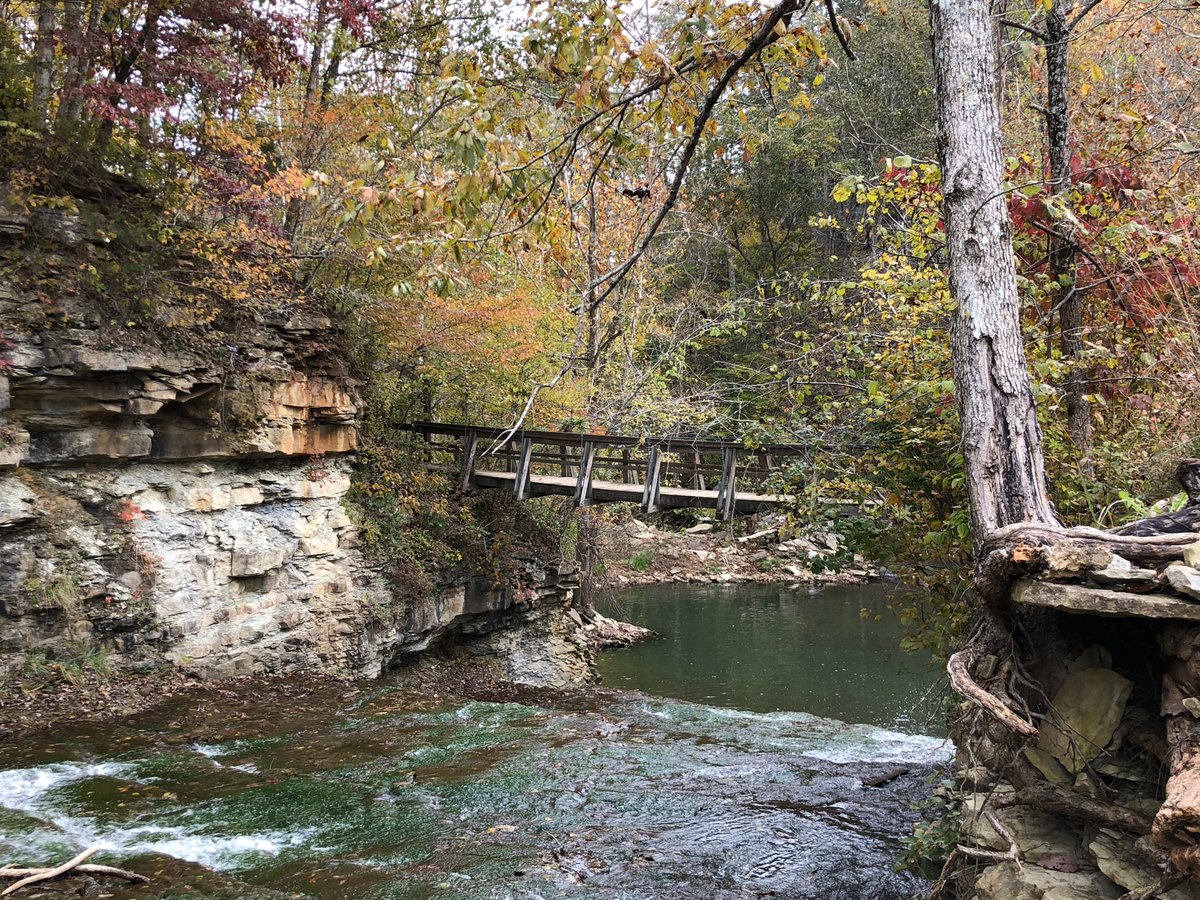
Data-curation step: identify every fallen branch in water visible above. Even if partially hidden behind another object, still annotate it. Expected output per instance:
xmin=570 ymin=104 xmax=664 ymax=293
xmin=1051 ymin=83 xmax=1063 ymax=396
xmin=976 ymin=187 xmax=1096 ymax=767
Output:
xmin=0 ymin=848 xmax=147 ymax=895
xmin=861 ymin=765 xmax=913 ymax=788
xmin=947 ymin=650 xmax=1038 ymax=738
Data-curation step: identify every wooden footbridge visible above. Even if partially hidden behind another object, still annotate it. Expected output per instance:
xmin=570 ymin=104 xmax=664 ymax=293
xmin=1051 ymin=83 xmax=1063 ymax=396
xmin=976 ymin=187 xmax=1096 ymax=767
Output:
xmin=407 ymin=422 xmax=811 ymax=520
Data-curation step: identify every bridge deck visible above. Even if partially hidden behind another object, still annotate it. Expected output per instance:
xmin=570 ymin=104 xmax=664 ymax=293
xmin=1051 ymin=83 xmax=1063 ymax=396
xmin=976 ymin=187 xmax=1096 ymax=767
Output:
xmin=406 ymin=421 xmax=817 ymax=519
xmin=471 ymin=471 xmax=790 ymax=514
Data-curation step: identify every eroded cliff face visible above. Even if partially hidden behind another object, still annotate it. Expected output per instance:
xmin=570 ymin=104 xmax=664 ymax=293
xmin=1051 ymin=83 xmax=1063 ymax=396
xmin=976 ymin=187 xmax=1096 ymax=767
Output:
xmin=0 ymin=231 xmax=587 ymax=686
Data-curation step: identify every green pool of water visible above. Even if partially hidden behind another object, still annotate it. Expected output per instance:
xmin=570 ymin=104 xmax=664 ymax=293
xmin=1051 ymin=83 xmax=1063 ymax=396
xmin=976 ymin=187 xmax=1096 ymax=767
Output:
xmin=597 ymin=581 xmax=946 ymax=735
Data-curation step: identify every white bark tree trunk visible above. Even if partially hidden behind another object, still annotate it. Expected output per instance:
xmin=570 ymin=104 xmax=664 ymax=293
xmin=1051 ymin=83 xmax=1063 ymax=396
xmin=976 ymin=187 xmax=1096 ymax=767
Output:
xmin=32 ymin=0 xmax=58 ymax=127
xmin=1044 ymin=0 xmax=1093 ymax=471
xmin=929 ymin=0 xmax=1060 ymax=540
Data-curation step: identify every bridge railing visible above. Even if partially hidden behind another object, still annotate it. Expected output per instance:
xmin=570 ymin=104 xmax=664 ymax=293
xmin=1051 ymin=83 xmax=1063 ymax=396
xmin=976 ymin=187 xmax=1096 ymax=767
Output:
xmin=405 ymin=421 xmax=813 ymax=519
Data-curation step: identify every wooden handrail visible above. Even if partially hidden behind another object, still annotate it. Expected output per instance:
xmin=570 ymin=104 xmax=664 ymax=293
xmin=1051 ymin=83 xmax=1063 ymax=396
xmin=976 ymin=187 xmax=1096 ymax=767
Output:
xmin=404 ymin=420 xmax=820 ymax=456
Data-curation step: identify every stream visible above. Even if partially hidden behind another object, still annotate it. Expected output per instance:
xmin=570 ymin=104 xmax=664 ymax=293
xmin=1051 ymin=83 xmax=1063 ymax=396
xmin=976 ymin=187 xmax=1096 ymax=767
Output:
xmin=0 ymin=583 xmax=950 ymax=898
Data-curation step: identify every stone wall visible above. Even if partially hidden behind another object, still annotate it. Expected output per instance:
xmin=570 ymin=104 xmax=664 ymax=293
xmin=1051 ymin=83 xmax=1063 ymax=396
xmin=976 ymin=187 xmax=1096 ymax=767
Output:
xmin=0 ymin=227 xmax=588 ymax=687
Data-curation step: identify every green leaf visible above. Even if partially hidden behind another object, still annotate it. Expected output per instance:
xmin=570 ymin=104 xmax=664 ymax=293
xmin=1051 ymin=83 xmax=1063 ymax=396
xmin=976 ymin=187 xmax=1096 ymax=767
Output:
xmin=832 ymin=175 xmax=858 ymax=203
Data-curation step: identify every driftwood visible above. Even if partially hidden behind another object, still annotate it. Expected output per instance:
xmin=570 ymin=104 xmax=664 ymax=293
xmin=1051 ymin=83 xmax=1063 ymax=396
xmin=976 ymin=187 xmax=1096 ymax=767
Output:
xmin=0 ymin=847 xmax=148 ymax=895
xmin=0 ymin=864 xmax=147 ymax=882
xmin=947 ymin=650 xmax=1038 ymax=737
xmin=1 ymin=848 xmax=100 ymax=896
xmin=862 ymin=765 xmax=913 ymax=788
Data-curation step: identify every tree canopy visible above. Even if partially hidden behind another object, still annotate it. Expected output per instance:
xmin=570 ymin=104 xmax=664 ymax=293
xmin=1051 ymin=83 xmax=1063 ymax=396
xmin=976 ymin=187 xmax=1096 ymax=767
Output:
xmin=3 ymin=0 xmax=1200 ymax=646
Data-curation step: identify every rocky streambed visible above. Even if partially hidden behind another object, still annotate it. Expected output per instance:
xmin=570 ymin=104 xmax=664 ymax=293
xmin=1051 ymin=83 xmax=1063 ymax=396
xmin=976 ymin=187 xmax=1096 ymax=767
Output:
xmin=0 ymin=674 xmax=948 ymax=899
xmin=0 ymin=582 xmax=954 ymax=899
xmin=596 ymin=515 xmax=875 ymax=589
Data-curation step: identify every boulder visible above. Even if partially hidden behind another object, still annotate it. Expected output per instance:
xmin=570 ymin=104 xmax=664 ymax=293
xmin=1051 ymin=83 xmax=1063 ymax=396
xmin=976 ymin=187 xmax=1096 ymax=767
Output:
xmin=1166 ymin=564 xmax=1200 ymax=602
xmin=1045 ymin=540 xmax=1114 ymax=579
xmin=1037 ymin=667 xmax=1132 ymax=774
xmin=976 ymin=861 xmax=1121 ymax=900
xmin=1089 ymin=829 xmax=1200 ymax=899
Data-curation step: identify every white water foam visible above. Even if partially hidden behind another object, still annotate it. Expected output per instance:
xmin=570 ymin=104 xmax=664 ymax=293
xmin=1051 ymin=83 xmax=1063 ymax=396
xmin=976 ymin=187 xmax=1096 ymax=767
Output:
xmin=632 ymin=698 xmax=952 ymax=765
xmin=0 ymin=762 xmax=133 ymax=810
xmin=0 ymin=760 xmax=316 ymax=870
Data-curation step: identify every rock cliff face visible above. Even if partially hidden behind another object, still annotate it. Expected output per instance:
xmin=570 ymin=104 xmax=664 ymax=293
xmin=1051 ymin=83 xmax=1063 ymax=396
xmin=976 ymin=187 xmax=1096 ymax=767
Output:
xmin=0 ymin=233 xmax=587 ymax=686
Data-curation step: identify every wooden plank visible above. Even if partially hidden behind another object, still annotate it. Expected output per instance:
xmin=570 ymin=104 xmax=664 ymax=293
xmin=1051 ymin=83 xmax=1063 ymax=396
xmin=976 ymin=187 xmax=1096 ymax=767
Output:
xmin=459 ymin=429 xmax=478 ymax=491
xmin=514 ymin=437 xmax=534 ymax=500
xmin=642 ymin=445 xmax=663 ymax=514
xmin=574 ymin=441 xmax=596 ymax=506
xmin=715 ymin=446 xmax=738 ymax=521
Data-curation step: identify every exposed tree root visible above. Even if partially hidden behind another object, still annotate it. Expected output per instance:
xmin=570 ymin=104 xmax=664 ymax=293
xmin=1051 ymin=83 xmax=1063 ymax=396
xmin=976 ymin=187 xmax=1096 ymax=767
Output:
xmin=948 ymin=650 xmax=1038 ymax=737
xmin=993 ymin=781 xmax=1155 ymax=835
xmin=956 ymin=810 xmax=1024 ymax=868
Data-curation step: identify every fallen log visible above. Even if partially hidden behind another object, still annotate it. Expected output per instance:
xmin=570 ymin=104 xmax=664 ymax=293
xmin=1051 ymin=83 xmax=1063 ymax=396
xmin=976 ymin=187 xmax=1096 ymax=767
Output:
xmin=1114 ymin=459 xmax=1200 ymax=537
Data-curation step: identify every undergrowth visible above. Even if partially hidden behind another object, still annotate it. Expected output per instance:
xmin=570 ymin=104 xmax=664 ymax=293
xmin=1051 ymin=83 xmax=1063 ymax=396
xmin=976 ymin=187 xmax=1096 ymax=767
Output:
xmin=346 ymin=423 xmax=569 ymax=617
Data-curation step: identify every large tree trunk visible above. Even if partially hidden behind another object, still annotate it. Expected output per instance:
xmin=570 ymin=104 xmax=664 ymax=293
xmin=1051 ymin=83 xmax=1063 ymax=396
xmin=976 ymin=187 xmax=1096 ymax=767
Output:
xmin=1045 ymin=0 xmax=1092 ymax=471
xmin=930 ymin=0 xmax=1059 ymax=540
xmin=54 ymin=0 xmax=85 ymax=128
xmin=32 ymin=0 xmax=58 ymax=128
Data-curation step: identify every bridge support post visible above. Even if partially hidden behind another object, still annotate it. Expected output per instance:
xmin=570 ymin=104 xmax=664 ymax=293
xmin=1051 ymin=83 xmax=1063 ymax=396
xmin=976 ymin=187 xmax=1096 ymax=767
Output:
xmin=574 ymin=441 xmax=596 ymax=506
xmin=514 ymin=437 xmax=534 ymax=501
xmin=641 ymin=445 xmax=663 ymax=514
xmin=691 ymin=450 xmax=705 ymax=491
xmin=459 ymin=429 xmax=478 ymax=491
xmin=715 ymin=446 xmax=738 ymax=521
